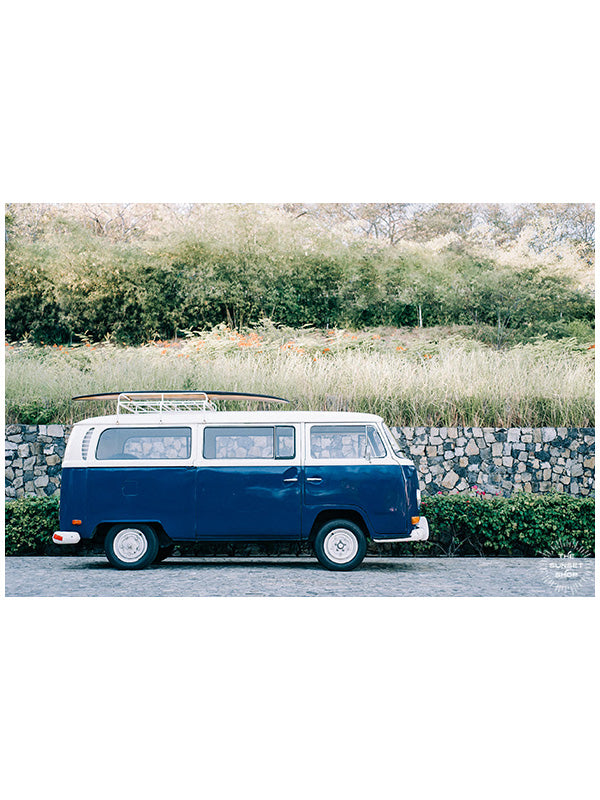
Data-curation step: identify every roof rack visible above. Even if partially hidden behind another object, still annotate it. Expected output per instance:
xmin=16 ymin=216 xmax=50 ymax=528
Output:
xmin=72 ymin=391 xmax=290 ymax=415
xmin=117 ymin=392 xmax=217 ymax=414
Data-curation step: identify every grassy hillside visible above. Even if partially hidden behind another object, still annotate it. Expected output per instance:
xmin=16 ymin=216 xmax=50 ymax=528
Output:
xmin=5 ymin=326 xmax=595 ymax=427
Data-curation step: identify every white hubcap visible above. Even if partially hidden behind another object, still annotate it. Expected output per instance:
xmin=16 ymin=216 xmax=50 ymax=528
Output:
xmin=113 ymin=528 xmax=148 ymax=562
xmin=323 ymin=528 xmax=359 ymax=564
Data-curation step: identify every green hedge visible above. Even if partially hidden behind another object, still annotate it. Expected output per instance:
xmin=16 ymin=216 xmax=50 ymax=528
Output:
xmin=5 ymin=496 xmax=60 ymax=555
xmin=416 ymin=493 xmax=595 ymax=556
xmin=4 ymin=492 xmax=595 ymax=557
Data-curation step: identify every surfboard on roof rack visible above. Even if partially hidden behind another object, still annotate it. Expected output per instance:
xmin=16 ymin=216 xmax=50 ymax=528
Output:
xmin=72 ymin=391 xmax=290 ymax=415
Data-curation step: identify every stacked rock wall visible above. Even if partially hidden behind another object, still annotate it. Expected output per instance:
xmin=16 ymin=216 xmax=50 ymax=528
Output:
xmin=392 ymin=426 xmax=595 ymax=496
xmin=5 ymin=424 xmax=595 ymax=499
xmin=5 ymin=425 xmax=71 ymax=499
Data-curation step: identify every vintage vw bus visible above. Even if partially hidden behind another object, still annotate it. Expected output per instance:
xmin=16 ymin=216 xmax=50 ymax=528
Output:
xmin=53 ymin=392 xmax=428 ymax=571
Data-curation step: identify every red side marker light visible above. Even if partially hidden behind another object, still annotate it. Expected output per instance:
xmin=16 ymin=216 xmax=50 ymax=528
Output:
xmin=54 ymin=534 xmax=63 ymax=541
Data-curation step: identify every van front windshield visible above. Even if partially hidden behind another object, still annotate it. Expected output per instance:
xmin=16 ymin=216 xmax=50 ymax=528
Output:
xmin=382 ymin=424 xmax=404 ymax=457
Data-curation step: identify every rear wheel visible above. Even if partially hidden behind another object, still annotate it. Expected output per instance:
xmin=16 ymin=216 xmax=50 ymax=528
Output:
xmin=314 ymin=519 xmax=367 ymax=571
xmin=105 ymin=524 xmax=159 ymax=570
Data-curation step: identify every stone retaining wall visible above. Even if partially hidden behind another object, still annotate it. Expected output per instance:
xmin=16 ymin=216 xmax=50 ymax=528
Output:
xmin=392 ymin=426 xmax=595 ymax=496
xmin=5 ymin=424 xmax=595 ymax=499
xmin=5 ymin=425 xmax=70 ymax=499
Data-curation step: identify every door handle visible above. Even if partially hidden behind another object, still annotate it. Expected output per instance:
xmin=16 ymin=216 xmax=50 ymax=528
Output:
xmin=306 ymin=476 xmax=322 ymax=483
xmin=283 ymin=477 xmax=299 ymax=483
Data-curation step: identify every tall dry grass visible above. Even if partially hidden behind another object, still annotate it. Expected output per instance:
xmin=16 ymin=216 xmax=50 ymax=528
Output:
xmin=4 ymin=327 xmax=595 ymax=427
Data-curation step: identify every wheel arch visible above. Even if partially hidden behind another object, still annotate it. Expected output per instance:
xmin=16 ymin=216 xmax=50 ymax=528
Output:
xmin=308 ymin=509 xmax=372 ymax=544
xmin=92 ymin=521 xmax=173 ymax=547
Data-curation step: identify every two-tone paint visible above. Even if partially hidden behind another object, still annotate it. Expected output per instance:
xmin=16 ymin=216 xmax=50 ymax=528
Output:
xmin=56 ymin=411 xmax=428 ymax=546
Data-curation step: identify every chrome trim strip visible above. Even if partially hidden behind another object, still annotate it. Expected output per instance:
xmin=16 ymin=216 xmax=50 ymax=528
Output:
xmin=372 ymin=538 xmax=411 ymax=543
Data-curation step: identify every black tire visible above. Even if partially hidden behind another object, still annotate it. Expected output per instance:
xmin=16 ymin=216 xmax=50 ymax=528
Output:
xmin=105 ymin=524 xmax=159 ymax=570
xmin=154 ymin=544 xmax=175 ymax=563
xmin=313 ymin=519 xmax=367 ymax=571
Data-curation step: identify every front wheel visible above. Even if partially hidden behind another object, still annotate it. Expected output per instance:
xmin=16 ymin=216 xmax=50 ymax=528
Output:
xmin=105 ymin=524 xmax=159 ymax=570
xmin=314 ymin=519 xmax=367 ymax=571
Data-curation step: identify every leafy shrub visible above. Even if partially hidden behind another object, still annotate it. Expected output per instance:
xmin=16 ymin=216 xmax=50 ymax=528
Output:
xmin=11 ymin=400 xmax=62 ymax=425
xmin=416 ymin=493 xmax=595 ymax=556
xmin=517 ymin=319 xmax=596 ymax=344
xmin=5 ymin=492 xmax=594 ymax=558
xmin=5 ymin=496 xmax=60 ymax=555
xmin=4 ymin=212 xmax=594 ymax=344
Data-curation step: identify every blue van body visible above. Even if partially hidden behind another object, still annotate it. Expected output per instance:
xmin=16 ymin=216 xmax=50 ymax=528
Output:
xmin=54 ymin=409 xmax=428 ymax=570
xmin=60 ymin=461 xmax=420 ymax=542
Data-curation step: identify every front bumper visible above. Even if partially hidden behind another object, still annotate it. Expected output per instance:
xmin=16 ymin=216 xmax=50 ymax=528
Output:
xmin=53 ymin=531 xmax=81 ymax=544
xmin=372 ymin=516 xmax=429 ymax=544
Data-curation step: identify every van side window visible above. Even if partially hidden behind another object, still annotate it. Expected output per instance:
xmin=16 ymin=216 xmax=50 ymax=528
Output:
xmin=204 ymin=426 xmax=296 ymax=460
xmin=96 ymin=427 xmax=191 ymax=460
xmin=275 ymin=426 xmax=295 ymax=458
xmin=310 ymin=425 xmax=386 ymax=459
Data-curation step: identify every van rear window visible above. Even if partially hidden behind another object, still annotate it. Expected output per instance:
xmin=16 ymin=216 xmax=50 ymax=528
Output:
xmin=96 ymin=427 xmax=191 ymax=460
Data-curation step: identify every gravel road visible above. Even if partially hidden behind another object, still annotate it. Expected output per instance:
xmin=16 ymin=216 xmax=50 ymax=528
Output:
xmin=4 ymin=556 xmax=595 ymax=597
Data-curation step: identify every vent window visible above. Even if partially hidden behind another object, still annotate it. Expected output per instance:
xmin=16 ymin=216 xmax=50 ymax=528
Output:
xmin=81 ymin=428 xmax=95 ymax=460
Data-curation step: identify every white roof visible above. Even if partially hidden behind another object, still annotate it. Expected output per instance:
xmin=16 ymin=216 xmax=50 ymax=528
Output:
xmin=73 ymin=410 xmax=384 ymax=427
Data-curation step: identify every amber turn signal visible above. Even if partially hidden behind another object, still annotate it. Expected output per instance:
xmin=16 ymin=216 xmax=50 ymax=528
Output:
xmin=411 ymin=516 xmax=420 ymax=525
xmin=72 ymin=519 xmax=82 ymax=525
